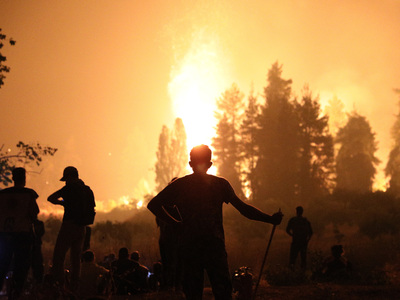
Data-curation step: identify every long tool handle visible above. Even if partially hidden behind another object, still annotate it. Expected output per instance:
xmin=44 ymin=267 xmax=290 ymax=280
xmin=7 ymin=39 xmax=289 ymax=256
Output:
xmin=253 ymin=208 xmax=280 ymax=300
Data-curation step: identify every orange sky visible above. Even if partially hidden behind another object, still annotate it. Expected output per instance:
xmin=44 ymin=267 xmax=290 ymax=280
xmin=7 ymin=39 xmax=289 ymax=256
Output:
xmin=1 ymin=0 xmax=399 ymax=214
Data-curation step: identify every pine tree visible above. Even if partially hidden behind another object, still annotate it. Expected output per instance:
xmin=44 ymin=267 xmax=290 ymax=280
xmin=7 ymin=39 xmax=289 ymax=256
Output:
xmin=212 ymin=83 xmax=245 ymax=198
xmin=295 ymin=86 xmax=334 ymax=202
xmin=239 ymin=89 xmax=260 ymax=201
xmin=254 ymin=62 xmax=298 ymax=204
xmin=335 ymin=112 xmax=379 ymax=193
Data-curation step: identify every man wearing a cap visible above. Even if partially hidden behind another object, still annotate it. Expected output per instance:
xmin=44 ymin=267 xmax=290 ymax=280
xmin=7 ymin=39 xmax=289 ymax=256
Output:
xmin=147 ymin=144 xmax=283 ymax=300
xmin=0 ymin=167 xmax=39 ymax=298
xmin=48 ymin=166 xmax=95 ymax=289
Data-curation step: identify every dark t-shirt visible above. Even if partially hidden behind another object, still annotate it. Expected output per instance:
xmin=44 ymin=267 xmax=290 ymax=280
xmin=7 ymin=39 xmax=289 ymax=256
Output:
xmin=58 ymin=179 xmax=95 ymax=224
xmin=153 ymin=173 xmax=237 ymax=242
xmin=286 ymin=216 xmax=312 ymax=244
xmin=0 ymin=186 xmax=39 ymax=232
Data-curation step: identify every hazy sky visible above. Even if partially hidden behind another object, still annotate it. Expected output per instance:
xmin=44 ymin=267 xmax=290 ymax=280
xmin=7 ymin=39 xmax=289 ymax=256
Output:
xmin=1 ymin=0 xmax=399 ymax=214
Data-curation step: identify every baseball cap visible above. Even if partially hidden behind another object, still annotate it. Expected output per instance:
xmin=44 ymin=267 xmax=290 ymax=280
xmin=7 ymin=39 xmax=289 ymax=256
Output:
xmin=60 ymin=166 xmax=79 ymax=181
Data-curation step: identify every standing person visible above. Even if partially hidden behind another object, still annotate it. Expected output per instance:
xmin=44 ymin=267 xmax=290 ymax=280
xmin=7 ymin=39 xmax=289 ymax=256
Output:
xmin=156 ymin=177 xmax=183 ymax=291
xmin=47 ymin=166 xmax=95 ymax=290
xmin=0 ymin=167 xmax=39 ymax=298
xmin=31 ymin=218 xmax=45 ymax=284
xmin=286 ymin=206 xmax=313 ymax=270
xmin=147 ymin=144 xmax=283 ymax=300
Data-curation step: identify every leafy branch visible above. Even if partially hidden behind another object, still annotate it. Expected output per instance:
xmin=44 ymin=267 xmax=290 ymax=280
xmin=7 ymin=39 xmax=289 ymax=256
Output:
xmin=0 ymin=28 xmax=16 ymax=89
xmin=0 ymin=142 xmax=57 ymax=186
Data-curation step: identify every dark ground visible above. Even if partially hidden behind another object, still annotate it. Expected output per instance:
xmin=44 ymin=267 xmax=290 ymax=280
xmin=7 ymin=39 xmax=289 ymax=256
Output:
xmin=1 ymin=283 xmax=399 ymax=299
xmin=107 ymin=284 xmax=400 ymax=300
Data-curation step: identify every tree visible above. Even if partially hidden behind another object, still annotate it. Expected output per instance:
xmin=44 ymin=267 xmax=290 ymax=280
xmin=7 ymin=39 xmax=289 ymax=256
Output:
xmin=385 ymin=89 xmax=400 ymax=195
xmin=0 ymin=28 xmax=16 ymax=88
xmin=155 ymin=118 xmax=188 ymax=192
xmin=212 ymin=84 xmax=245 ymax=198
xmin=239 ymin=88 xmax=260 ymax=201
xmin=294 ymin=86 xmax=334 ymax=202
xmin=0 ymin=142 xmax=58 ymax=187
xmin=335 ymin=112 xmax=380 ymax=193
xmin=254 ymin=62 xmax=298 ymax=205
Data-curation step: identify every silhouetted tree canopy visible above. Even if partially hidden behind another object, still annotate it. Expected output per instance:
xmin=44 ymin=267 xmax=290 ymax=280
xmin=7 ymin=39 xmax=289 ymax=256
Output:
xmin=254 ymin=62 xmax=298 ymax=205
xmin=212 ymin=83 xmax=245 ymax=198
xmin=295 ymin=85 xmax=334 ymax=201
xmin=335 ymin=112 xmax=379 ymax=193
xmin=239 ymin=88 xmax=260 ymax=201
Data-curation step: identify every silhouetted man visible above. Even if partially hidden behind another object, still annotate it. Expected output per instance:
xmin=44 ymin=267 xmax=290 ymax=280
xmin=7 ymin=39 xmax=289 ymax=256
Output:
xmin=0 ymin=167 xmax=39 ymax=298
xmin=48 ymin=166 xmax=95 ymax=289
xmin=286 ymin=206 xmax=313 ymax=270
xmin=148 ymin=144 xmax=283 ymax=300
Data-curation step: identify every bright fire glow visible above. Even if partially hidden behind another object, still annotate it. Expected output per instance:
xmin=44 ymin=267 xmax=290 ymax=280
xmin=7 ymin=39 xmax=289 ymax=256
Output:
xmin=136 ymin=200 xmax=144 ymax=209
xmin=168 ymin=30 xmax=230 ymax=154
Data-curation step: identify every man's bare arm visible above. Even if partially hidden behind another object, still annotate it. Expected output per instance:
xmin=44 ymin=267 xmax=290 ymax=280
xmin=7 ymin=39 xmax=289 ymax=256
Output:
xmin=230 ymin=196 xmax=282 ymax=225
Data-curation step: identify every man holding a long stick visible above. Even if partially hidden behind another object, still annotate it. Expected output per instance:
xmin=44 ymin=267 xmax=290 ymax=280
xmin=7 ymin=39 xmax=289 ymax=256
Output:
xmin=148 ymin=144 xmax=283 ymax=300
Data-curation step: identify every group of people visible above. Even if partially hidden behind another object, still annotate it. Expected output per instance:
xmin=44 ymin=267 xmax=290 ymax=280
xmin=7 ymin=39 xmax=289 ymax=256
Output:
xmin=0 ymin=144 xmax=351 ymax=300
xmin=0 ymin=165 xmax=96 ymax=299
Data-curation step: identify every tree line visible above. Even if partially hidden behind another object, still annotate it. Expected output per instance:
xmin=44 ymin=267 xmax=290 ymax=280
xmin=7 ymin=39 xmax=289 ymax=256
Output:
xmin=155 ymin=62 xmax=400 ymax=218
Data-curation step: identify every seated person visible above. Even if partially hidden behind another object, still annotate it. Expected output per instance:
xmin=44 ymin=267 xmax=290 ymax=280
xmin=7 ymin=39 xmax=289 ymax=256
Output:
xmin=129 ymin=251 xmax=149 ymax=292
xmin=322 ymin=244 xmax=352 ymax=281
xmin=80 ymin=250 xmax=110 ymax=298
xmin=148 ymin=261 xmax=164 ymax=291
xmin=111 ymin=247 xmax=136 ymax=295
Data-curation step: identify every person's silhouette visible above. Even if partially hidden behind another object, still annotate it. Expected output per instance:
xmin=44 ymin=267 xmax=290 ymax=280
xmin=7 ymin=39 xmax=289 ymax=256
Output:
xmin=111 ymin=247 xmax=136 ymax=295
xmin=48 ymin=166 xmax=95 ymax=290
xmin=156 ymin=177 xmax=183 ymax=291
xmin=322 ymin=244 xmax=352 ymax=281
xmin=286 ymin=206 xmax=313 ymax=270
xmin=148 ymin=144 xmax=283 ymax=300
xmin=0 ymin=167 xmax=40 ymax=298
xmin=130 ymin=251 xmax=149 ymax=292
xmin=79 ymin=250 xmax=110 ymax=298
